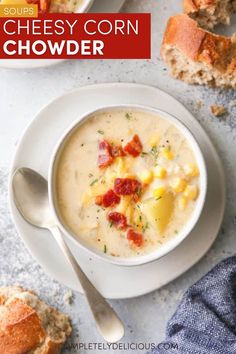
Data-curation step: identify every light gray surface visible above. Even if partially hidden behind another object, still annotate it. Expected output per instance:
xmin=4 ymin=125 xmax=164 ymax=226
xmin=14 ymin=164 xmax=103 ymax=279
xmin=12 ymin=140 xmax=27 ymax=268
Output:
xmin=0 ymin=1 xmax=236 ymax=353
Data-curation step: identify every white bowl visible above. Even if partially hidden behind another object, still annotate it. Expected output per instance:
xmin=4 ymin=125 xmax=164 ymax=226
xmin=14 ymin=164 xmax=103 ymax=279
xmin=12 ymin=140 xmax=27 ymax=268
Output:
xmin=48 ymin=105 xmax=207 ymax=267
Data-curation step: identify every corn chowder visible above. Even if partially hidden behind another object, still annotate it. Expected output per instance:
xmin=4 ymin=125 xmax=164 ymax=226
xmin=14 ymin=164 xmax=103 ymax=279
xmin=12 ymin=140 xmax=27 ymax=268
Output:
xmin=55 ymin=109 xmax=200 ymax=258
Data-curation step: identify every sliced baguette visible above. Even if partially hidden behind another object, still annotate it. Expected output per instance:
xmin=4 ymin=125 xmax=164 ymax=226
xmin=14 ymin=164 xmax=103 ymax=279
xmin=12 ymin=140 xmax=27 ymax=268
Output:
xmin=161 ymin=14 xmax=236 ymax=88
xmin=183 ymin=0 xmax=236 ymax=29
xmin=0 ymin=286 xmax=72 ymax=354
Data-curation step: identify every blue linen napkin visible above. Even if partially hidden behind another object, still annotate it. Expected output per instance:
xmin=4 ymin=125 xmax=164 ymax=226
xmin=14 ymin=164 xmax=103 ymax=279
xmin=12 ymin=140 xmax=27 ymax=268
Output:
xmin=149 ymin=256 xmax=236 ymax=354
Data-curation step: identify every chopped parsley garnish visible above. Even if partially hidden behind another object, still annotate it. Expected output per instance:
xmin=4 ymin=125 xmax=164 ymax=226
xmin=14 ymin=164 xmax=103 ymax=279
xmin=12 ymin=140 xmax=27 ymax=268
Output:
xmin=109 ymin=221 xmax=113 ymax=228
xmin=90 ymin=179 xmax=98 ymax=186
xmin=125 ymin=112 xmax=132 ymax=120
xmin=155 ymin=196 xmax=162 ymax=201
xmin=136 ymin=186 xmax=142 ymax=198
xmin=175 ymin=230 xmax=179 ymax=234
xmin=150 ymin=145 xmax=159 ymax=160
xmin=103 ymin=245 xmax=107 ymax=253
xmin=97 ymin=130 xmax=104 ymax=135
xmin=141 ymin=152 xmax=148 ymax=157
xmin=143 ymin=222 xmax=149 ymax=232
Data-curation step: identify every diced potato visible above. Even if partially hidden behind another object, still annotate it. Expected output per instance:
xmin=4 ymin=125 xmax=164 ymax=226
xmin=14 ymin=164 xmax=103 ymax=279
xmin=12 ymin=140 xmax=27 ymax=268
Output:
xmin=105 ymin=156 xmax=130 ymax=183
xmin=105 ymin=170 xmax=116 ymax=184
xmin=116 ymin=196 xmax=132 ymax=215
xmin=149 ymin=136 xmax=159 ymax=147
xmin=178 ymin=196 xmax=188 ymax=210
xmin=138 ymin=170 xmax=153 ymax=184
xmin=162 ymin=147 xmax=174 ymax=160
xmin=89 ymin=181 xmax=107 ymax=196
xmin=170 ymin=177 xmax=187 ymax=193
xmin=140 ymin=192 xmax=174 ymax=234
xmin=125 ymin=205 xmax=133 ymax=224
xmin=184 ymin=164 xmax=199 ymax=178
xmin=153 ymin=186 xmax=166 ymax=199
xmin=124 ymin=173 xmax=136 ymax=179
xmin=153 ymin=166 xmax=167 ymax=179
xmin=184 ymin=185 xmax=199 ymax=200
xmin=114 ymin=157 xmax=126 ymax=176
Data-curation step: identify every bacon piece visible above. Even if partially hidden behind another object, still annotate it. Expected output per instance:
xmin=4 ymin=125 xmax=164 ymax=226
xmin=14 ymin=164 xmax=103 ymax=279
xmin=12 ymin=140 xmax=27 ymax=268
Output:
xmin=111 ymin=145 xmax=125 ymax=158
xmin=114 ymin=178 xmax=141 ymax=196
xmin=40 ymin=0 xmax=51 ymax=12
xmin=123 ymin=135 xmax=143 ymax=157
xmin=98 ymin=140 xmax=114 ymax=168
xmin=95 ymin=190 xmax=120 ymax=208
xmin=95 ymin=195 xmax=103 ymax=206
xmin=108 ymin=212 xmax=128 ymax=230
xmin=127 ymin=229 xmax=144 ymax=247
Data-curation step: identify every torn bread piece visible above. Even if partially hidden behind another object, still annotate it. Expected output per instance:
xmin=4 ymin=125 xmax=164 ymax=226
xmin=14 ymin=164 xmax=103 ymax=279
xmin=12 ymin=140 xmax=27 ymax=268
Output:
xmin=161 ymin=14 xmax=236 ymax=88
xmin=211 ymin=104 xmax=227 ymax=116
xmin=0 ymin=286 xmax=72 ymax=354
xmin=183 ymin=0 xmax=236 ymax=29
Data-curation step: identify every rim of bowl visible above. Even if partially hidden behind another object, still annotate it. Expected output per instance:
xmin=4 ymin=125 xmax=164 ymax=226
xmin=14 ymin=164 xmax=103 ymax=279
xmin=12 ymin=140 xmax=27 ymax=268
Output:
xmin=48 ymin=104 xmax=208 ymax=267
xmin=75 ymin=0 xmax=94 ymax=13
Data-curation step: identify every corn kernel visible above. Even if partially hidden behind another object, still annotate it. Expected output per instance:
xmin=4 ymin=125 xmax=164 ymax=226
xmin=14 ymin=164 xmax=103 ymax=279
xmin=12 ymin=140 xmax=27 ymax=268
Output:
xmin=149 ymin=136 xmax=159 ymax=147
xmin=162 ymin=147 xmax=174 ymax=160
xmin=184 ymin=185 xmax=199 ymax=200
xmin=153 ymin=166 xmax=167 ymax=179
xmin=170 ymin=177 xmax=187 ymax=193
xmin=184 ymin=164 xmax=199 ymax=178
xmin=138 ymin=170 xmax=153 ymax=184
xmin=178 ymin=196 xmax=188 ymax=210
xmin=124 ymin=173 xmax=136 ymax=179
xmin=153 ymin=186 xmax=166 ymax=199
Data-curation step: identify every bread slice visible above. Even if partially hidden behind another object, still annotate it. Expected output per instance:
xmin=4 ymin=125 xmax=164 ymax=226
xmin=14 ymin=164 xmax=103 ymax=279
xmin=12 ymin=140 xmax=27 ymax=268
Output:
xmin=183 ymin=0 xmax=236 ymax=29
xmin=0 ymin=286 xmax=72 ymax=354
xmin=161 ymin=14 xmax=236 ymax=88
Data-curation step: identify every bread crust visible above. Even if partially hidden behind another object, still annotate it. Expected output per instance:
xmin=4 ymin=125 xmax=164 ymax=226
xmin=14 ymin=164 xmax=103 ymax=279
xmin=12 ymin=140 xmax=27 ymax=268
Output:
xmin=161 ymin=14 xmax=232 ymax=67
xmin=0 ymin=298 xmax=45 ymax=354
xmin=183 ymin=0 xmax=216 ymax=13
xmin=0 ymin=286 xmax=72 ymax=354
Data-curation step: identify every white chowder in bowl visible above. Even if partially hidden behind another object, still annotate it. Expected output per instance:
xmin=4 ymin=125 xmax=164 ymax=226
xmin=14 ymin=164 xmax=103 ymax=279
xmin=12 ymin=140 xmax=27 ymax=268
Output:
xmin=51 ymin=106 xmax=207 ymax=264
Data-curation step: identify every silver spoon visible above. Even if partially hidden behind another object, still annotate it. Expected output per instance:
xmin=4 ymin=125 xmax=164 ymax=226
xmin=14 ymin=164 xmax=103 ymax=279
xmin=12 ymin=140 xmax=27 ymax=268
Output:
xmin=12 ymin=167 xmax=124 ymax=343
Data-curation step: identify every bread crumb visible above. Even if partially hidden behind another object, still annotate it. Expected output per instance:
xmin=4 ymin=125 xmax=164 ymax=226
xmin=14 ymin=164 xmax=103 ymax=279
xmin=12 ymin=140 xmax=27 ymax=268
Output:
xmin=63 ymin=291 xmax=73 ymax=305
xmin=211 ymin=104 xmax=227 ymax=117
xmin=196 ymin=101 xmax=203 ymax=109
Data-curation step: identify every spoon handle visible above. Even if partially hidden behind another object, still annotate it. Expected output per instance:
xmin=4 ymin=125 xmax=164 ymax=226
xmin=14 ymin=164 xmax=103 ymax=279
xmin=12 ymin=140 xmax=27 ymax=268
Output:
xmin=49 ymin=226 xmax=124 ymax=343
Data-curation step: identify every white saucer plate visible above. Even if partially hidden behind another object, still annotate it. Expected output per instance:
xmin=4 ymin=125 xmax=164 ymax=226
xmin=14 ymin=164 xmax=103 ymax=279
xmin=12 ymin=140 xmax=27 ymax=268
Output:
xmin=0 ymin=0 xmax=126 ymax=69
xmin=9 ymin=83 xmax=226 ymax=299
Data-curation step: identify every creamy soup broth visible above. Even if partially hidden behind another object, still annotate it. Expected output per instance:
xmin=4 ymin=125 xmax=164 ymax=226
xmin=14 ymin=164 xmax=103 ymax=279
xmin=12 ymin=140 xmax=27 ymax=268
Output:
xmin=56 ymin=109 xmax=200 ymax=258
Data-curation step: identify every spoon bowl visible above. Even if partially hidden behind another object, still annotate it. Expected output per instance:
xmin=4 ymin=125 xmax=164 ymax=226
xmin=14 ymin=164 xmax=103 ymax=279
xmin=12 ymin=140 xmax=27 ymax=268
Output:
xmin=12 ymin=168 xmax=54 ymax=228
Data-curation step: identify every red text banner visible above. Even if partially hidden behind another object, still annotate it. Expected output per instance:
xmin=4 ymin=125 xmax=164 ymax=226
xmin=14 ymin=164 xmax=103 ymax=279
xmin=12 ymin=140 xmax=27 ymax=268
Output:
xmin=0 ymin=13 xmax=151 ymax=59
